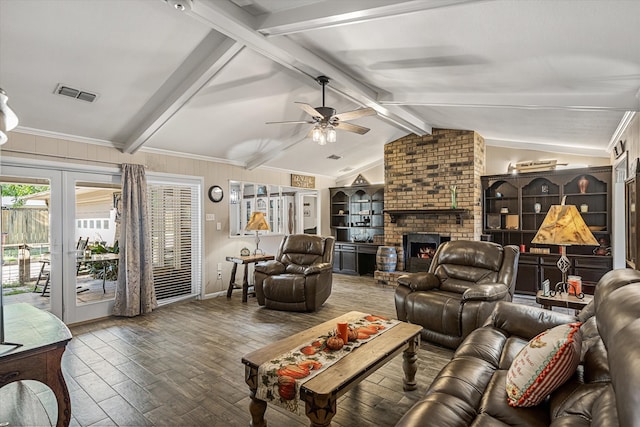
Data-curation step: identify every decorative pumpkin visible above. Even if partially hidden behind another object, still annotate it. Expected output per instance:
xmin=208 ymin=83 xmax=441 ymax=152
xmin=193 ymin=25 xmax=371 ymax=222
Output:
xmin=277 ymin=364 xmax=310 ymax=379
xmin=298 ymin=360 xmax=322 ymax=371
xmin=278 ymin=375 xmax=296 ymax=400
xmin=326 ymin=336 xmax=344 ymax=351
xmin=360 ymin=325 xmax=379 ymax=335
xmin=357 ymin=331 xmax=370 ymax=340
xmin=356 ymin=326 xmax=378 ymax=337
xmin=300 ymin=345 xmax=317 ymax=355
xmin=347 ymin=328 xmax=359 ymax=342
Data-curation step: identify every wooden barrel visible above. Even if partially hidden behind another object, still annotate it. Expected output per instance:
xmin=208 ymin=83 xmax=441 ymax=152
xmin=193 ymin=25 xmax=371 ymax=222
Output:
xmin=376 ymin=246 xmax=397 ymax=272
xmin=396 ymin=246 xmax=405 ymax=271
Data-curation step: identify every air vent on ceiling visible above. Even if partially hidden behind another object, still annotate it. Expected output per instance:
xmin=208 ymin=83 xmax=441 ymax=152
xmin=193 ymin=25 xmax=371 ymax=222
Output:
xmin=54 ymin=84 xmax=98 ymax=103
xmin=327 ymin=154 xmax=342 ymax=160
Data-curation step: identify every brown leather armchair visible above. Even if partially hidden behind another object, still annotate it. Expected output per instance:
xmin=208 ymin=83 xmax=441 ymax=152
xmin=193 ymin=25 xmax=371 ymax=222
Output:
xmin=395 ymin=240 xmax=519 ymax=349
xmin=254 ymin=234 xmax=335 ymax=312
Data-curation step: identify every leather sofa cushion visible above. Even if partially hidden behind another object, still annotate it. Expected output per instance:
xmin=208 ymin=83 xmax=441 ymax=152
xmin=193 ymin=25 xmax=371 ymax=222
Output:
xmin=482 ymin=370 xmax=550 ymax=427
xmin=550 ymin=379 xmax=619 ymax=426
xmin=285 ymin=264 xmax=306 ymax=274
xmin=279 ymin=235 xmax=325 ymax=267
xmin=406 ymin=290 xmax=462 ymax=337
xmin=435 ymin=240 xmax=504 ymax=272
xmin=263 ymin=275 xmax=306 ymax=303
xmin=437 ymin=267 xmax=499 ymax=293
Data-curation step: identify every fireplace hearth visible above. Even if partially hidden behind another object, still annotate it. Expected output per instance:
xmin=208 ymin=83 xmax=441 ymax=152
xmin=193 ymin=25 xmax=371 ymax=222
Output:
xmin=403 ymin=233 xmax=450 ymax=272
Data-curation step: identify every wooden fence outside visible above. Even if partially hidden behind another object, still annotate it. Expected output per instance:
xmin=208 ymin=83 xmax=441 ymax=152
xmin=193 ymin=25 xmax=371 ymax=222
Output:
xmin=1 ymin=208 xmax=49 ymax=245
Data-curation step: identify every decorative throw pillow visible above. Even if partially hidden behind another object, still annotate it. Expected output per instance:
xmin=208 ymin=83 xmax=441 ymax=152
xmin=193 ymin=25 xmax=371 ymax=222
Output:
xmin=506 ymin=322 xmax=582 ymax=407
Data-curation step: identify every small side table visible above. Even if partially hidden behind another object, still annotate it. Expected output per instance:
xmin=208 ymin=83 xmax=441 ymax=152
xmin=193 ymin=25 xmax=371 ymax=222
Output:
xmin=226 ymin=254 xmax=275 ymax=302
xmin=0 ymin=303 xmax=73 ymax=426
xmin=536 ymin=290 xmax=593 ymax=313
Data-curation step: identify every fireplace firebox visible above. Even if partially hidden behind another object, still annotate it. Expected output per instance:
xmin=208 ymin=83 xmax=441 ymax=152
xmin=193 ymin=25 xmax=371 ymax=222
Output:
xmin=403 ymin=233 xmax=450 ymax=272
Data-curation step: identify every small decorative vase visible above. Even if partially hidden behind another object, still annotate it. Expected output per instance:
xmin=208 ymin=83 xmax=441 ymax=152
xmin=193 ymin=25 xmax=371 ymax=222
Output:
xmin=534 ymin=202 xmax=541 ymax=213
xmin=450 ymin=185 xmax=457 ymax=209
xmin=578 ymin=176 xmax=589 ymax=194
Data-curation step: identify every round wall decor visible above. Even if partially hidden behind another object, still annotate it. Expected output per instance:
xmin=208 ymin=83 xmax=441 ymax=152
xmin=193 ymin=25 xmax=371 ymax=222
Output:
xmin=208 ymin=185 xmax=224 ymax=203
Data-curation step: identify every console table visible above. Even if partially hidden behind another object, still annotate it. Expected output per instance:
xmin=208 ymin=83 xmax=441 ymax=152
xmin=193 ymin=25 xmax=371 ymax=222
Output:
xmin=226 ymin=254 xmax=275 ymax=302
xmin=0 ymin=303 xmax=72 ymax=426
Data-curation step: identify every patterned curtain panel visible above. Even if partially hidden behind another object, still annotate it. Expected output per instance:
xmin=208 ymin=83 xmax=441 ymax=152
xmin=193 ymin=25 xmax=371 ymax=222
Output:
xmin=113 ymin=163 xmax=157 ymax=317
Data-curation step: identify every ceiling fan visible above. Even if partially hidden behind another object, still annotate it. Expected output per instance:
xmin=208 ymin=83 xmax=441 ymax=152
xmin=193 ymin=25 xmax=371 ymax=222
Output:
xmin=267 ymin=76 xmax=376 ymax=145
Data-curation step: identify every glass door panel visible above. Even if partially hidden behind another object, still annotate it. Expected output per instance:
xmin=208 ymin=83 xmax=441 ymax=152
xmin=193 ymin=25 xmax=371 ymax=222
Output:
xmin=74 ymin=181 xmax=120 ymax=307
xmin=64 ymin=172 xmax=121 ymax=323
xmin=1 ymin=167 xmax=62 ymax=320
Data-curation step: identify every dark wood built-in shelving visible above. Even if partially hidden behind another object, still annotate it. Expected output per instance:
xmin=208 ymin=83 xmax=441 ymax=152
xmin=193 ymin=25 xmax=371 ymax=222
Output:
xmin=482 ymin=166 xmax=613 ymax=295
xmin=329 ymin=184 xmax=385 ymax=275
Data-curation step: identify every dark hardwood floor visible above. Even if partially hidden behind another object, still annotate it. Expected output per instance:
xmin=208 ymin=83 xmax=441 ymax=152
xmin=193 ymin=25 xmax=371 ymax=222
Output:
xmin=18 ymin=274 xmax=544 ymax=426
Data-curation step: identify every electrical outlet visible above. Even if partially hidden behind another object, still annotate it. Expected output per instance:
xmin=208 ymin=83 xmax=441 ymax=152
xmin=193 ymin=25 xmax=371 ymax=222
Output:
xmin=217 ymin=271 xmax=222 ymax=279
xmin=216 ymin=222 xmax=222 ymax=231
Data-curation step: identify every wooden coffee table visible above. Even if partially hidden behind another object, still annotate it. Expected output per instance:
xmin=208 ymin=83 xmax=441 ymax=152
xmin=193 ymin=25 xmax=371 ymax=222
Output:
xmin=242 ymin=311 xmax=422 ymax=427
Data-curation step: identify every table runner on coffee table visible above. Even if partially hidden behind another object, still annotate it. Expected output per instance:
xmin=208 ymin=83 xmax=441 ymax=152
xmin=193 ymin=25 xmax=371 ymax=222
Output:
xmin=255 ymin=313 xmax=399 ymax=415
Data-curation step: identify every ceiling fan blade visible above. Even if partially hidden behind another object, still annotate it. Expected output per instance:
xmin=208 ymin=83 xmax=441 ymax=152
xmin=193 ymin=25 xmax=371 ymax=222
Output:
xmin=335 ymin=122 xmax=370 ymax=135
xmin=266 ymin=120 xmax=314 ymax=125
xmin=332 ymin=107 xmax=376 ymax=122
xmin=295 ymin=102 xmax=324 ymax=118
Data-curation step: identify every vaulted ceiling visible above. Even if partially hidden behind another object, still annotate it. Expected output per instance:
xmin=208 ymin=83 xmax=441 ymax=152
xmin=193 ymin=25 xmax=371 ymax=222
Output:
xmin=1 ymin=0 xmax=639 ymax=178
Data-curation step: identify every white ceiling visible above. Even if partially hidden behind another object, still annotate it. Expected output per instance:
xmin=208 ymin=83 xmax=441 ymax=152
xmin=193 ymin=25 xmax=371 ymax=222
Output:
xmin=1 ymin=0 xmax=639 ymax=178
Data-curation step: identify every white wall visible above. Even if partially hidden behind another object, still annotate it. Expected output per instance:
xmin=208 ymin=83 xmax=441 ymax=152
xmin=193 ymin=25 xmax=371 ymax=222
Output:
xmin=1 ymin=132 xmax=336 ymax=296
xmin=611 ymin=113 xmax=640 ymax=268
xmin=484 ymin=146 xmax=610 ymax=175
xmin=334 ymin=144 xmax=610 ymax=186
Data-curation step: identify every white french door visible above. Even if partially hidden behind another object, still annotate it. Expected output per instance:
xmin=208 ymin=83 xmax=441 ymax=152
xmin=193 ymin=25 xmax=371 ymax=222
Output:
xmin=1 ymin=160 xmax=121 ymax=323
xmin=1 ymin=165 xmax=62 ymax=319
xmin=64 ymin=171 xmax=121 ymax=323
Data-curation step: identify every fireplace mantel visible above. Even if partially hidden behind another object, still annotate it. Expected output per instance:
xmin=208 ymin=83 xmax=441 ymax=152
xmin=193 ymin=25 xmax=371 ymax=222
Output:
xmin=384 ymin=209 xmax=469 ymax=224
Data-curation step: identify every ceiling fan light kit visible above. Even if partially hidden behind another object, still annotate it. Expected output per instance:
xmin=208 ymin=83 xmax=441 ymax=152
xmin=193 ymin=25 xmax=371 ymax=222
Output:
xmin=0 ymin=88 xmax=19 ymax=145
xmin=268 ymin=75 xmax=376 ymax=145
xmin=312 ymin=124 xmax=337 ymax=145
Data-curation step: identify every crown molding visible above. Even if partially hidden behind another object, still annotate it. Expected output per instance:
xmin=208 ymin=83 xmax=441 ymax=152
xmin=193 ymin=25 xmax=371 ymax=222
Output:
xmin=607 ymin=111 xmax=637 ymax=153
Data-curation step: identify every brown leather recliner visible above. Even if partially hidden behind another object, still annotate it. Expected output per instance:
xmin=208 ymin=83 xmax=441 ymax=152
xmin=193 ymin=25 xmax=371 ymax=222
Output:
xmin=395 ymin=240 xmax=519 ymax=349
xmin=254 ymin=234 xmax=335 ymax=312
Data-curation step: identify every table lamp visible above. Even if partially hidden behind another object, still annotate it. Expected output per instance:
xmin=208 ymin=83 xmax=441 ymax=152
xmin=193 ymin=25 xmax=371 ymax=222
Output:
xmin=531 ymin=197 xmax=598 ymax=297
xmin=245 ymin=212 xmax=270 ymax=255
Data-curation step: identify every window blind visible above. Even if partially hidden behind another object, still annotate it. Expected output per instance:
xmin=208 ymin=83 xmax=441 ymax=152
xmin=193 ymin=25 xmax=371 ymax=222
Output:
xmin=148 ymin=182 xmax=201 ymax=302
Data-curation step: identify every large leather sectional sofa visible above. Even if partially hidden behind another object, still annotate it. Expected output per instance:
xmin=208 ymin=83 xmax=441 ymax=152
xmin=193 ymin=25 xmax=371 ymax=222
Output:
xmin=396 ymin=268 xmax=640 ymax=426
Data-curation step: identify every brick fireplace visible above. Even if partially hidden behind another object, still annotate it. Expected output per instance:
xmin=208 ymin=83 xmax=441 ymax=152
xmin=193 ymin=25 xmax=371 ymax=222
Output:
xmin=377 ymin=128 xmax=485 ymax=281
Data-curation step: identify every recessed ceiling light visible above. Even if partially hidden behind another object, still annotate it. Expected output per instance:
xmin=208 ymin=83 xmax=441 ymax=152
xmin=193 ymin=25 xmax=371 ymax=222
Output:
xmin=165 ymin=0 xmax=192 ymax=11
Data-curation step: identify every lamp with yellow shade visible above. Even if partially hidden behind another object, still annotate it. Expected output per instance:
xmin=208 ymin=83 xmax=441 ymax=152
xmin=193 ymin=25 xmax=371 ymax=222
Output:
xmin=246 ymin=211 xmax=270 ymax=255
xmin=531 ymin=197 xmax=598 ymax=297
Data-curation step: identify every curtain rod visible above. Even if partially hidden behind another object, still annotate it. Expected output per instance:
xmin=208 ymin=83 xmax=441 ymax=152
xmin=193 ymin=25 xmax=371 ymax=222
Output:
xmin=0 ymin=148 xmax=147 ymax=168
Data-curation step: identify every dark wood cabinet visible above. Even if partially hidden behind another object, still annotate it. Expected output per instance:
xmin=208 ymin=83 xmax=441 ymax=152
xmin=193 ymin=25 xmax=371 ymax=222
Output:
xmin=333 ymin=243 xmax=358 ymax=275
xmin=516 ymin=254 xmax=539 ymax=294
xmin=482 ymin=166 xmax=613 ymax=295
